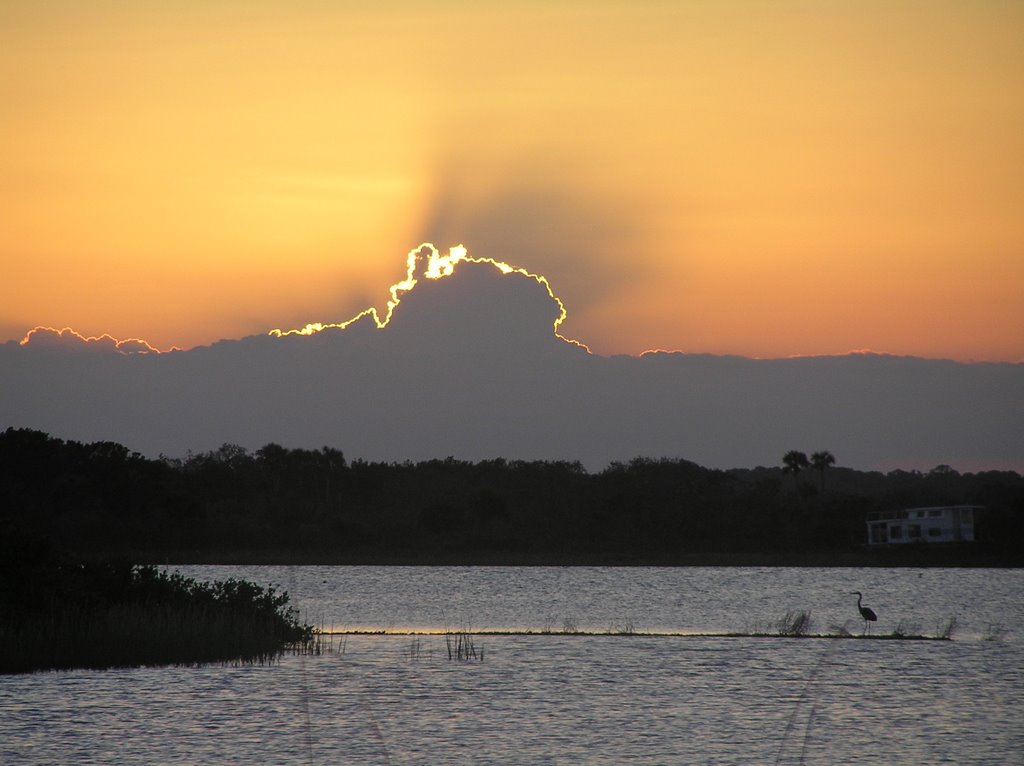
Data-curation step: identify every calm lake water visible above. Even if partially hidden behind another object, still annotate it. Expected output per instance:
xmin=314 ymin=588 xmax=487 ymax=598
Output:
xmin=2 ymin=566 xmax=1022 ymax=765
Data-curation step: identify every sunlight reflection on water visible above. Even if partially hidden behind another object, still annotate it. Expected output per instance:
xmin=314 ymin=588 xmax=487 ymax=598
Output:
xmin=2 ymin=567 xmax=1022 ymax=765
xmin=179 ymin=565 xmax=1023 ymax=640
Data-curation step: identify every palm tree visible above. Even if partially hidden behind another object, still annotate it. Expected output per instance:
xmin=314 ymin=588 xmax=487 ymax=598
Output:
xmin=810 ymin=450 xmax=836 ymax=497
xmin=781 ymin=450 xmax=809 ymax=498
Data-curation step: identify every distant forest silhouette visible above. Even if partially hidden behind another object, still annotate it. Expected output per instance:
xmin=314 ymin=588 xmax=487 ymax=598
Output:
xmin=2 ymin=428 xmax=1022 ymax=565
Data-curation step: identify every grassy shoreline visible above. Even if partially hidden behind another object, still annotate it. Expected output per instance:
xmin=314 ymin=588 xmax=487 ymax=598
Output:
xmin=0 ymin=561 xmax=314 ymax=675
xmin=320 ymin=628 xmax=954 ymax=641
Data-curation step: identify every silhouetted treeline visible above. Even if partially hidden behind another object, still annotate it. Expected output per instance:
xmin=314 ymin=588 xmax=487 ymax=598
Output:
xmin=2 ymin=428 xmax=1022 ymax=564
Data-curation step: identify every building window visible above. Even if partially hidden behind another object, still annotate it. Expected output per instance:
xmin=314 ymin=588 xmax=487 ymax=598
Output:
xmin=870 ymin=523 xmax=887 ymax=544
xmin=928 ymin=510 xmax=943 ymax=517
xmin=916 ymin=511 xmax=925 ymax=518
xmin=908 ymin=525 xmax=922 ymax=538
xmin=890 ymin=526 xmax=903 ymax=539
xmin=928 ymin=527 xmax=942 ymax=537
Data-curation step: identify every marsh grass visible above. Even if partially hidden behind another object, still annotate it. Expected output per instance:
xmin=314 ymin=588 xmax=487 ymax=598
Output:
xmin=445 ymin=630 xmax=482 ymax=661
xmin=936 ymin=615 xmax=959 ymax=640
xmin=776 ymin=610 xmax=814 ymax=637
xmin=606 ymin=619 xmax=636 ymax=635
xmin=538 ymin=616 xmax=581 ymax=634
xmin=830 ymin=621 xmax=854 ymax=637
xmin=891 ymin=619 xmax=922 ymax=639
xmin=1 ymin=563 xmax=313 ymax=674
xmin=324 ymin=612 xmax=957 ymax=642
xmin=982 ymin=623 xmax=1008 ymax=641
xmin=725 ymin=610 xmax=955 ymax=640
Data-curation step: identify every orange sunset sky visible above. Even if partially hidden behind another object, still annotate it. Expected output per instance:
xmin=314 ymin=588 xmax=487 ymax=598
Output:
xmin=2 ymin=1 xmax=1022 ymax=361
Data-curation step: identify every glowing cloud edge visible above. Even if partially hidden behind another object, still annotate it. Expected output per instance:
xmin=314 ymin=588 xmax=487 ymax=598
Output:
xmin=18 ymin=326 xmax=165 ymax=355
xmin=17 ymin=243 xmax=589 ymax=355
xmin=267 ymin=243 xmax=590 ymax=352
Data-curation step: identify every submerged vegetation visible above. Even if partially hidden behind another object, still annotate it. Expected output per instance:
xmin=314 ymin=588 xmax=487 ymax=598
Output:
xmin=322 ymin=606 xmax=964 ymax=645
xmin=320 ymin=619 xmax=959 ymax=644
xmin=1 ymin=428 xmax=1021 ymax=565
xmin=0 ymin=532 xmax=313 ymax=674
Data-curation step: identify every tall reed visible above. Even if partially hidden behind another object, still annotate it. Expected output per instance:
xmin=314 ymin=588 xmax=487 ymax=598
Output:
xmin=444 ymin=631 xmax=482 ymax=661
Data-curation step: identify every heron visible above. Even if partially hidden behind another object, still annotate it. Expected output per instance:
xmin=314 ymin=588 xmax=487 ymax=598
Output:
xmin=851 ymin=591 xmax=877 ymax=635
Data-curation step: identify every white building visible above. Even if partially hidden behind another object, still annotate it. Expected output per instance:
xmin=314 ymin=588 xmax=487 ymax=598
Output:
xmin=866 ymin=505 xmax=980 ymax=546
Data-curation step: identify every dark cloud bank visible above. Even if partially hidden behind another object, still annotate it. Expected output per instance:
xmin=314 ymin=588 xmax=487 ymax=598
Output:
xmin=2 ymin=262 xmax=1022 ymax=472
